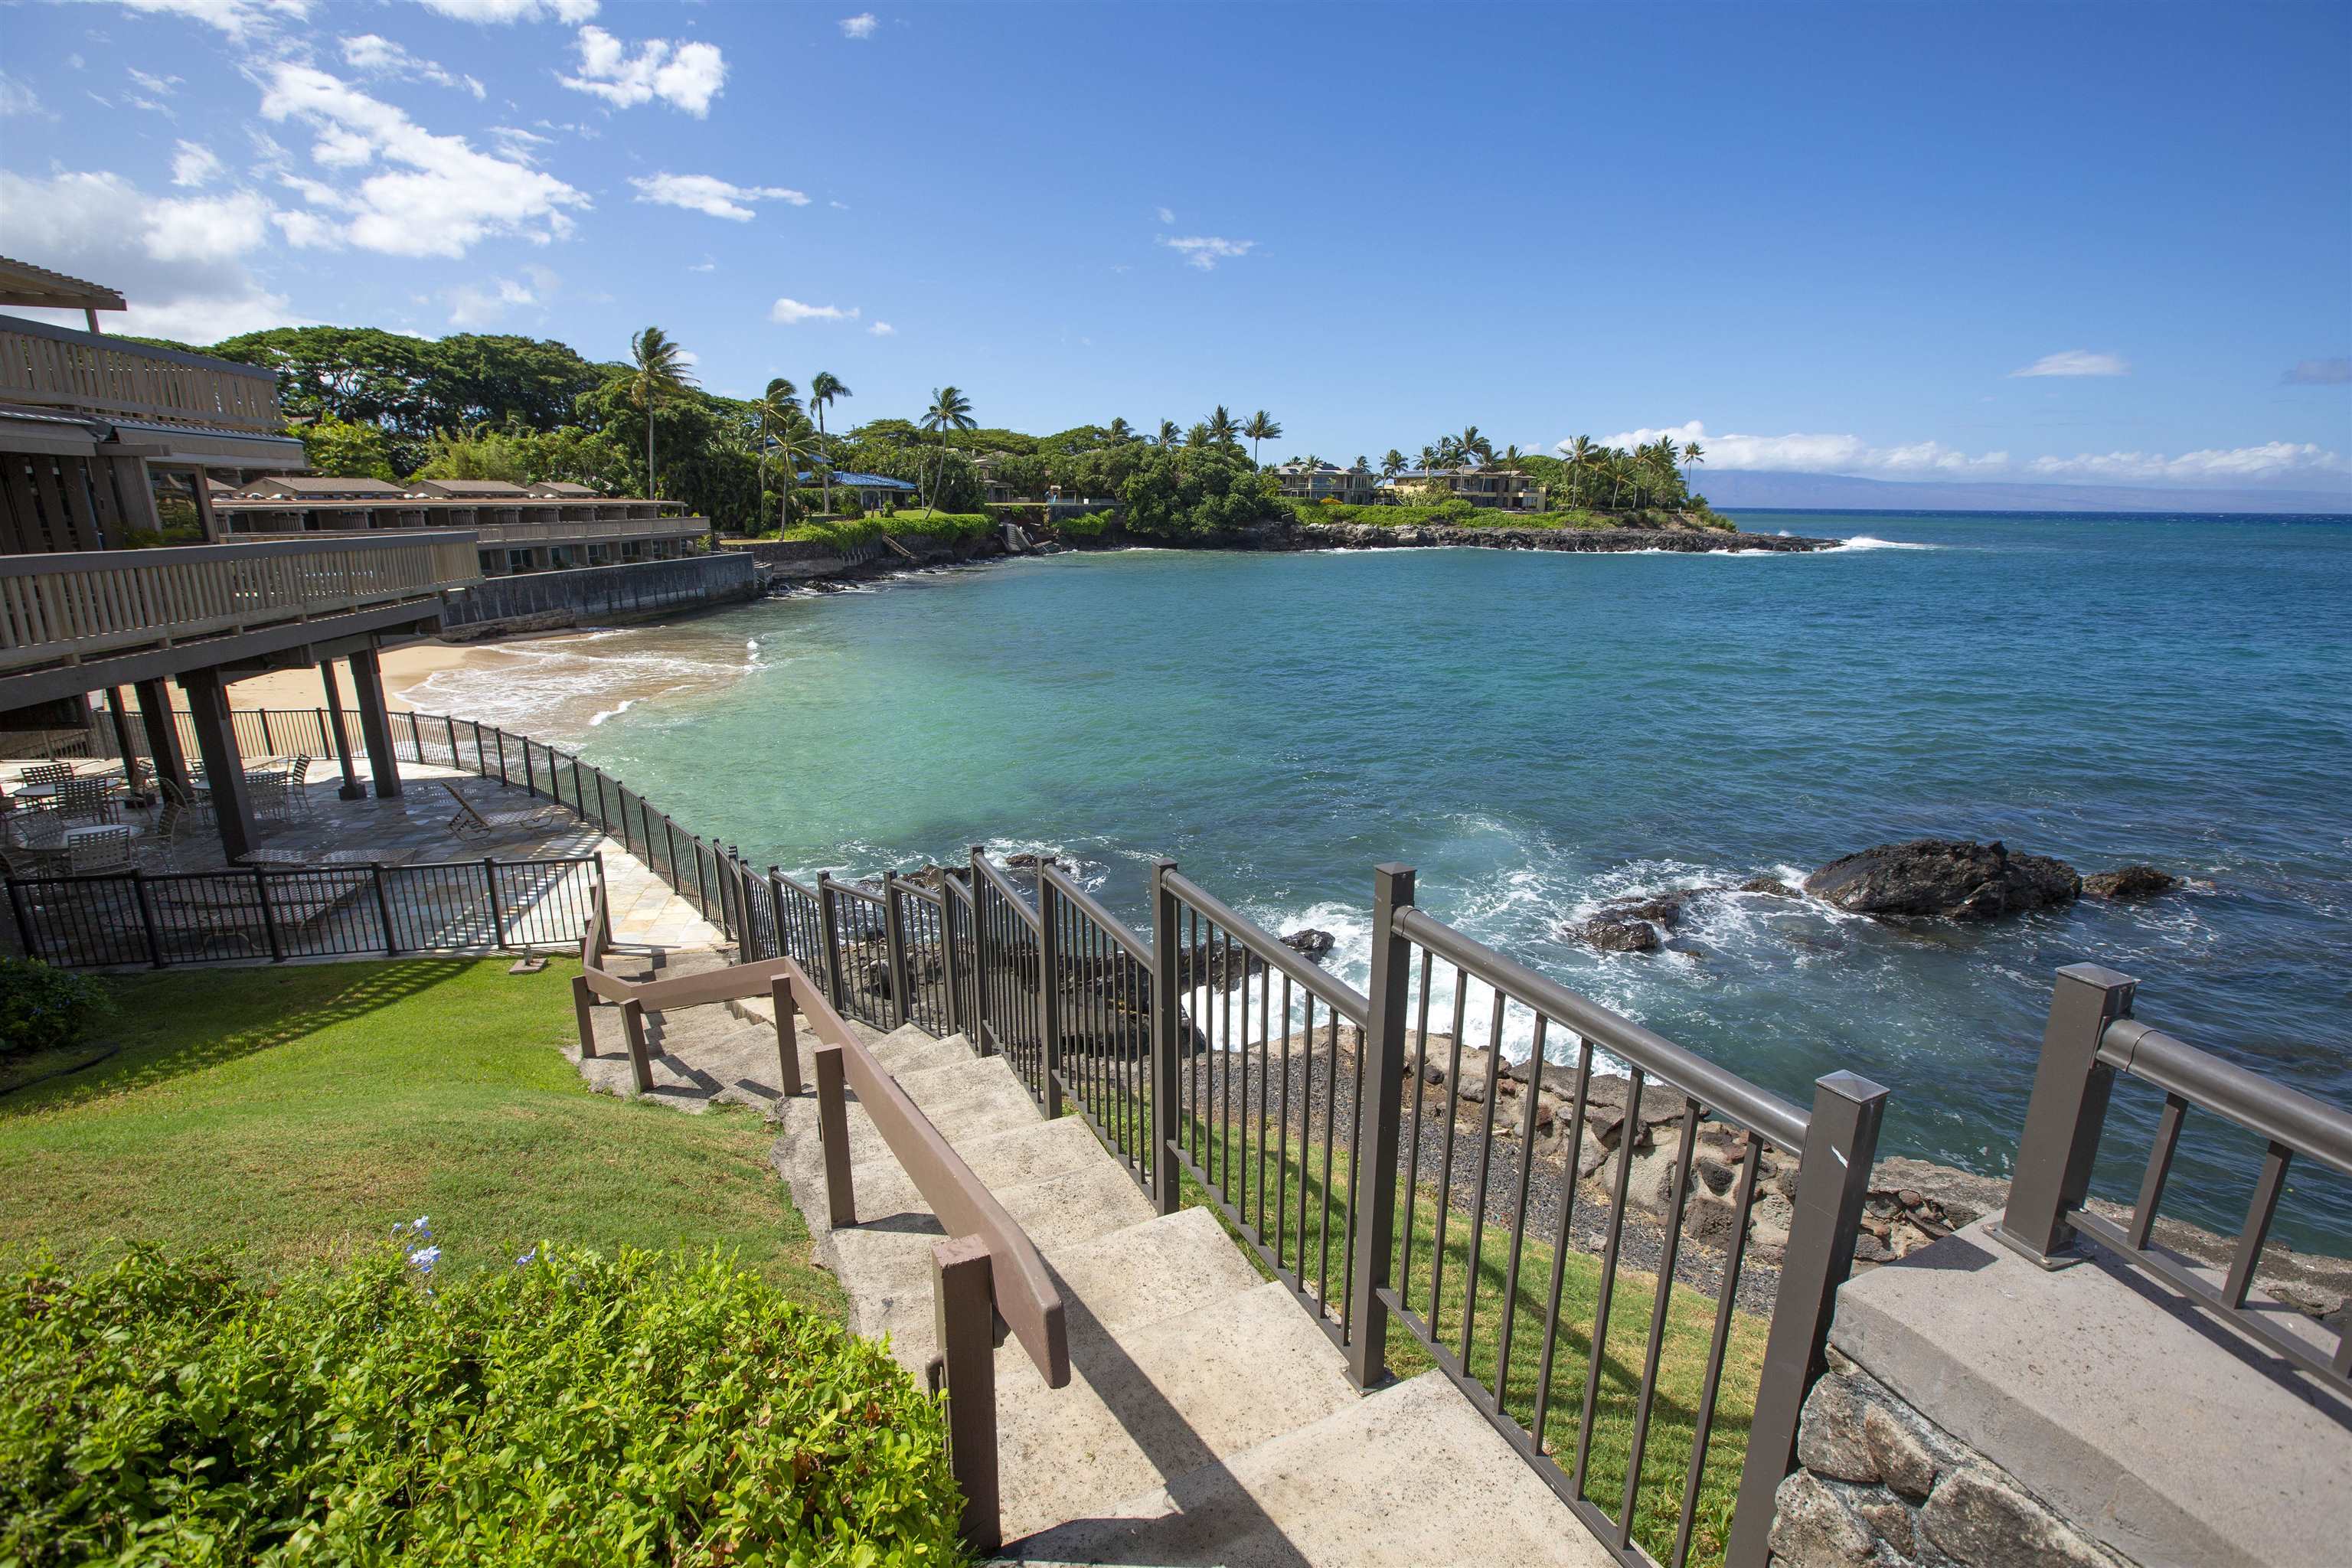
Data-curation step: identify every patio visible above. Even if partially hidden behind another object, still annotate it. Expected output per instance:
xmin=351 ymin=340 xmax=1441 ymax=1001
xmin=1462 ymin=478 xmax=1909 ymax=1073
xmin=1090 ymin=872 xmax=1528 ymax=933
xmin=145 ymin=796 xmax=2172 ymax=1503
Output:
xmin=1 ymin=753 xmax=723 ymax=965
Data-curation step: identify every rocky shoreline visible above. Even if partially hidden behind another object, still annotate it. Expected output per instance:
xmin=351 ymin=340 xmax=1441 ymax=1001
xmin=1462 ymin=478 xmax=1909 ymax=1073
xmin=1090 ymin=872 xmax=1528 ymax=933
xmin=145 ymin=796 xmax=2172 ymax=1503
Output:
xmin=737 ymin=510 xmax=1841 ymax=595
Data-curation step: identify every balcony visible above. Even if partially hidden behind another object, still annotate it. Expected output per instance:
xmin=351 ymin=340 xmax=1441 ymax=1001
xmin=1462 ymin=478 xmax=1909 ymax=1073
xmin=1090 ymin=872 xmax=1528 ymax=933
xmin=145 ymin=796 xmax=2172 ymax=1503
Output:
xmin=0 ymin=315 xmax=282 ymax=435
xmin=0 ymin=532 xmax=479 ymax=678
xmin=472 ymin=513 xmax=709 ymax=547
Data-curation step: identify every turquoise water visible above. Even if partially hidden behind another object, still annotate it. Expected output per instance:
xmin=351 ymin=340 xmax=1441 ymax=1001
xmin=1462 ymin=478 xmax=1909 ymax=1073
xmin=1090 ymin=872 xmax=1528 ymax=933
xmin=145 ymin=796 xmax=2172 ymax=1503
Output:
xmin=422 ymin=513 xmax=2352 ymax=1246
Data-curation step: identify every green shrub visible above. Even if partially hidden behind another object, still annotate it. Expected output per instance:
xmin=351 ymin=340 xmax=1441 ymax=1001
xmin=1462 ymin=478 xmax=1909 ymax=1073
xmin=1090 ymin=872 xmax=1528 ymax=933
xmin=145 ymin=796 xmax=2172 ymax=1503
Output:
xmin=0 ymin=1244 xmax=964 ymax=1566
xmin=0 ymin=958 xmax=112 ymax=1061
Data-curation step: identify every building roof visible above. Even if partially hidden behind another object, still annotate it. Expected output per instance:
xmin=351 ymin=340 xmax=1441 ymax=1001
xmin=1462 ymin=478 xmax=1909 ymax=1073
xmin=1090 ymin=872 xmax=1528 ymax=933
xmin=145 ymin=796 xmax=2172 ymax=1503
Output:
xmin=798 ymin=470 xmax=916 ymax=489
xmin=521 ymin=481 xmax=598 ymax=497
xmin=245 ymin=475 xmax=418 ymax=500
xmin=0 ymin=256 xmax=126 ymax=315
xmin=412 ymin=479 xmax=536 ymax=498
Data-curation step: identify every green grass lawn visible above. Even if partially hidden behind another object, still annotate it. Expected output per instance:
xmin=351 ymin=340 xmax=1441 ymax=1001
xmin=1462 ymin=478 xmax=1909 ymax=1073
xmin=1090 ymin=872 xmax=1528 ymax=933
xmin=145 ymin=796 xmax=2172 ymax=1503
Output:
xmin=0 ymin=959 xmax=842 ymax=1312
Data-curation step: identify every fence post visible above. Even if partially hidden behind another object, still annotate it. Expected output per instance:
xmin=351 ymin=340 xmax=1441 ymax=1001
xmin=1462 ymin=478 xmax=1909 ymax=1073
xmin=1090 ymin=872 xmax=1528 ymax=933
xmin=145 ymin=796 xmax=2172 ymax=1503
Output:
xmin=1037 ymin=876 xmax=1064 ymax=1118
xmin=1345 ymin=864 xmax=1416 ymax=1389
xmin=933 ymin=1233 xmax=1002 ymax=1553
xmin=315 ymin=708 xmax=332 ymax=758
xmin=254 ymin=867 xmax=285 ymax=962
xmin=621 ymin=999 xmax=654 ymax=1094
xmin=815 ymin=871 xmax=848 ymax=1012
xmin=1148 ymin=860 xmax=1183 ymax=1214
xmin=884 ymin=877 xmax=914 ymax=1029
xmin=1726 ymin=1070 xmax=1889 ymax=1568
xmin=772 ymin=975 xmax=802 ymax=1096
xmin=939 ymin=881 xmax=966 ymax=1038
xmin=130 ymin=870 xmax=165 ymax=969
xmin=573 ymin=974 xmax=598 ymax=1058
xmin=258 ymin=708 xmax=276 ymax=756
xmin=815 ymin=1043 xmax=855 ymax=1226
xmin=967 ymin=848 xmax=994 ymax=1055
xmin=5 ymin=880 xmax=34 ymax=961
xmin=665 ymin=818 xmax=681 ymax=890
xmin=1996 ymin=963 xmax=2137 ymax=1267
xmin=484 ymin=858 xmax=508 ymax=949
xmin=371 ymin=863 xmax=399 ymax=956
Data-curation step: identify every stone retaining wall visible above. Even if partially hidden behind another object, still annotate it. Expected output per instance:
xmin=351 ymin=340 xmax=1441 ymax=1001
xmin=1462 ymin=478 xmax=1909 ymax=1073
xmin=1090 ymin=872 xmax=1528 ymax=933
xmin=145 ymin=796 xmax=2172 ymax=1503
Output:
xmin=1771 ymin=1348 xmax=2132 ymax=1568
xmin=441 ymin=551 xmax=760 ymax=638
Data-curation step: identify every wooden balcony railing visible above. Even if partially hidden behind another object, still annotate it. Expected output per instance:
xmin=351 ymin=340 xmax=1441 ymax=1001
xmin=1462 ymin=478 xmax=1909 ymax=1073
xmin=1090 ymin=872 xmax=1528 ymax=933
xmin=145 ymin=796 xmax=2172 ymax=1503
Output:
xmin=472 ymin=514 xmax=709 ymax=547
xmin=0 ymin=532 xmax=479 ymax=675
xmin=0 ymin=315 xmax=283 ymax=433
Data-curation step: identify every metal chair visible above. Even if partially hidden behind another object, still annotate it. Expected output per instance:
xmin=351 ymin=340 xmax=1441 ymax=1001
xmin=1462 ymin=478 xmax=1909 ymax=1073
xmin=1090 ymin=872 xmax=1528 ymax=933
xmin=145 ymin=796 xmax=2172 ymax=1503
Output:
xmin=65 ymin=825 xmax=134 ymax=875
xmin=57 ymin=778 xmax=122 ymax=828
xmin=278 ymin=755 xmax=315 ymax=817
xmin=21 ymin=763 xmax=72 ymax=789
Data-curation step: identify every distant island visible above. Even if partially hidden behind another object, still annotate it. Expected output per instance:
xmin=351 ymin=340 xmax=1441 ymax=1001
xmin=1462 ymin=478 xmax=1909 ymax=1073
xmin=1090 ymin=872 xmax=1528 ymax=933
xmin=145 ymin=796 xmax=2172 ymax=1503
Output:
xmin=1694 ymin=468 xmax=2352 ymax=514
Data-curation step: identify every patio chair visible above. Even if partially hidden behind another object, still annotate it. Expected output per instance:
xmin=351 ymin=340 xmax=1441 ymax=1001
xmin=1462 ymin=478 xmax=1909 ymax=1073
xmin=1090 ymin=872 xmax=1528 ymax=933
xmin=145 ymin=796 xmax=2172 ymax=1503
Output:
xmin=57 ymin=778 xmax=122 ymax=828
xmin=21 ymin=763 xmax=72 ymax=790
xmin=0 ymin=838 xmax=67 ymax=880
xmin=278 ymin=756 xmax=315 ymax=816
xmin=66 ymin=825 xmax=135 ymax=876
xmin=442 ymin=781 xmax=564 ymax=845
xmin=247 ymin=768 xmax=296 ymax=823
xmin=162 ymin=778 xmax=213 ymax=815
xmin=137 ymin=802 xmax=204 ymax=873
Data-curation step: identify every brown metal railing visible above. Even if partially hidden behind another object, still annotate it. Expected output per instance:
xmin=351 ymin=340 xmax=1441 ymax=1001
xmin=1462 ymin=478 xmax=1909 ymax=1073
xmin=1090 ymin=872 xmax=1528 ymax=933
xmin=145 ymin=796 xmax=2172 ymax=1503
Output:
xmin=198 ymin=711 xmax=1892 ymax=1567
xmin=575 ymin=910 xmax=1067 ymax=1550
xmin=1997 ymin=964 xmax=2352 ymax=1390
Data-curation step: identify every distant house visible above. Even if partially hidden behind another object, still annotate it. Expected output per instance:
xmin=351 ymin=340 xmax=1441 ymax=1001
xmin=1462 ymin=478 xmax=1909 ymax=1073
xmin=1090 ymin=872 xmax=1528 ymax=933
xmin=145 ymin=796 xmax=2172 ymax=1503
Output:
xmin=411 ymin=479 xmax=538 ymax=501
xmin=1269 ymin=459 xmax=1377 ymax=504
xmin=520 ymin=481 xmax=599 ymax=500
xmin=799 ymin=469 xmax=919 ymax=511
xmin=243 ymin=475 xmax=422 ymax=502
xmin=1374 ymin=468 xmax=1547 ymax=511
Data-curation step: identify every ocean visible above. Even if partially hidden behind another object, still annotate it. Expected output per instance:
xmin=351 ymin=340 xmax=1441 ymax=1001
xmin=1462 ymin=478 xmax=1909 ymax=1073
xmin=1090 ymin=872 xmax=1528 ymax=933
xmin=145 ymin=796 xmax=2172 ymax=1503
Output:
xmin=411 ymin=511 xmax=2352 ymax=1248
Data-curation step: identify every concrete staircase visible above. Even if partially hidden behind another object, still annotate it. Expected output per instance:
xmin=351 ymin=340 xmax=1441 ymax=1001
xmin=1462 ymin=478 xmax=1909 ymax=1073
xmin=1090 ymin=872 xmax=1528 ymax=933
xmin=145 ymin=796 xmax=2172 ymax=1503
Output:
xmin=758 ymin=1016 xmax=1612 ymax=1567
xmin=570 ymin=969 xmax=1605 ymax=1565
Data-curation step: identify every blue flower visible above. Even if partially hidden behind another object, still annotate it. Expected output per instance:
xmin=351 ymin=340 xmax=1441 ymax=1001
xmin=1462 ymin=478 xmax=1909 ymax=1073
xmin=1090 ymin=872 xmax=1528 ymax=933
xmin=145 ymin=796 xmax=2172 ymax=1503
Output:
xmin=407 ymin=1245 xmax=442 ymax=1274
xmin=514 ymin=1246 xmax=537 ymax=1267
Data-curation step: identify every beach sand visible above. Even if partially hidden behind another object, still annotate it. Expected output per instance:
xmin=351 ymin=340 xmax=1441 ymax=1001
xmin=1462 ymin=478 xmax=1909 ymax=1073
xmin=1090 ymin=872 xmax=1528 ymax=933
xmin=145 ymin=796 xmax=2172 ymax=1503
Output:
xmin=223 ymin=640 xmax=544 ymax=714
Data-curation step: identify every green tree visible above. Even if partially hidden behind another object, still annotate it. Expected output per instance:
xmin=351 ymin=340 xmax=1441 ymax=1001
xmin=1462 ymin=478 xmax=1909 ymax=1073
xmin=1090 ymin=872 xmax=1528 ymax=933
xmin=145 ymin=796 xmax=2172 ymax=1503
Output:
xmin=1106 ymin=416 xmax=1133 ymax=443
xmin=1381 ymin=449 xmax=1407 ymax=479
xmin=808 ymin=371 xmax=851 ymax=514
xmin=1682 ymin=439 xmax=1706 ymax=496
xmin=920 ymin=385 xmax=978 ymax=514
xmin=1206 ymin=405 xmax=1240 ymax=449
xmin=1155 ymin=419 xmax=1181 ymax=448
xmin=749 ymin=378 xmax=803 ymax=528
xmin=1562 ymin=435 xmax=1598 ymax=508
xmin=299 ymin=413 xmax=397 ymax=480
xmin=626 ymin=326 xmax=694 ymax=499
xmin=1243 ymin=409 xmax=1282 ymax=466
xmin=761 ymin=410 xmax=822 ymax=531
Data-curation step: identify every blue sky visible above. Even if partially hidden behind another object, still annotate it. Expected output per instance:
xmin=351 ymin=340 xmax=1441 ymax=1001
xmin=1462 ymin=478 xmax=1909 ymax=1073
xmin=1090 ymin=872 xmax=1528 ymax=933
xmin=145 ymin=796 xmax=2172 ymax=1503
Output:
xmin=3 ymin=0 xmax=2347 ymax=493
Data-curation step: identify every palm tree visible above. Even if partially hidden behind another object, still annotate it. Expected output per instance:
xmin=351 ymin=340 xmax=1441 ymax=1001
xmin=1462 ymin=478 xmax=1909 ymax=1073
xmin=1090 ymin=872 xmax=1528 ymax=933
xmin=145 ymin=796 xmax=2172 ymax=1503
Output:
xmin=1418 ymin=443 xmax=1441 ymax=474
xmin=1155 ymin=419 xmax=1181 ymax=448
xmin=1457 ymin=425 xmax=1494 ymax=467
xmin=1206 ymin=405 xmax=1240 ymax=448
xmin=1681 ymin=439 xmax=1706 ymax=497
xmin=626 ymin=326 xmax=694 ymax=499
xmin=1106 ymin=416 xmax=1133 ymax=444
xmin=748 ymin=377 xmax=802 ymax=527
xmin=921 ymin=385 xmax=977 ymax=514
xmin=1381 ymin=449 xmax=1407 ymax=479
xmin=1563 ymin=435 xmax=1597 ymax=508
xmin=808 ymin=371 xmax=851 ymax=514
xmin=1243 ymin=410 xmax=1282 ymax=466
xmin=764 ymin=411 xmax=820 ymax=532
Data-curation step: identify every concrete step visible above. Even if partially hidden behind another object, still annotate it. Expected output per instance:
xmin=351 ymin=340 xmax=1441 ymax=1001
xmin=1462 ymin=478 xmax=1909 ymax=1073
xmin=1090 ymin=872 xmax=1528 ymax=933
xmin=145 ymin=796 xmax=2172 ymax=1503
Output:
xmin=988 ymin=1279 xmax=1361 ymax=1543
xmin=1003 ymin=1369 xmax=1615 ymax=1568
xmin=595 ymin=946 xmax=733 ymax=985
xmin=822 ymin=1152 xmax=1157 ymax=1305
xmin=892 ymin=1054 xmax=1030 ymax=1112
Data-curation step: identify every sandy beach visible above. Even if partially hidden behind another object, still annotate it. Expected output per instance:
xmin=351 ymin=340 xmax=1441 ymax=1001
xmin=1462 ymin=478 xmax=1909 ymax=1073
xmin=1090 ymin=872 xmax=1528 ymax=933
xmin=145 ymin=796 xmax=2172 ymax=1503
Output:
xmin=224 ymin=639 xmax=560 ymax=714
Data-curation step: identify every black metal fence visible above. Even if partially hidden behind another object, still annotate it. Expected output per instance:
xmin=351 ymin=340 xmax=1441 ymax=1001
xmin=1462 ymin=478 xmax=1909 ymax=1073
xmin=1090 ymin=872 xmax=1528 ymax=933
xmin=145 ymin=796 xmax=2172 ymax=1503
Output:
xmin=7 ymin=854 xmax=602 ymax=968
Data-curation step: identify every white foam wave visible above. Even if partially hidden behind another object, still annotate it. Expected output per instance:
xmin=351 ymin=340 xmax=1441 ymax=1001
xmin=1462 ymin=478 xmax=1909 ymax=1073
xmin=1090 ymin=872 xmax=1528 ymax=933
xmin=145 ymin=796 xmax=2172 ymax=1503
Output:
xmin=1832 ymin=535 xmax=1939 ymax=551
xmin=587 ymin=697 xmax=636 ymax=727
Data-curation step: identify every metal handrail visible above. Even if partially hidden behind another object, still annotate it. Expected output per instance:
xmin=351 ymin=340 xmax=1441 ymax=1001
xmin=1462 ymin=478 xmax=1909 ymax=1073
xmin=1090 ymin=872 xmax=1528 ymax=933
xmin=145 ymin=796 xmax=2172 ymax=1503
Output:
xmin=1163 ymin=866 xmax=1369 ymax=1025
xmin=1392 ymin=903 xmax=1808 ymax=1154
xmin=2000 ymin=965 xmax=2351 ymax=1390
xmin=1040 ymin=864 xmax=1150 ymax=966
xmin=969 ymin=851 xmax=1041 ymax=928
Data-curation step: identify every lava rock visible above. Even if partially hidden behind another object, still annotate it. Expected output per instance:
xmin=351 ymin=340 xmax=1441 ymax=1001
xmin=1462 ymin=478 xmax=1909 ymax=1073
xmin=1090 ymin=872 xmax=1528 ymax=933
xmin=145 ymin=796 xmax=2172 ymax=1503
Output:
xmin=1803 ymin=838 xmax=2080 ymax=920
xmin=1279 ymin=928 xmax=1336 ymax=962
xmin=1740 ymin=875 xmax=1798 ymax=897
xmin=1577 ymin=913 xmax=1663 ymax=952
xmin=2082 ymin=864 xmax=2178 ymax=900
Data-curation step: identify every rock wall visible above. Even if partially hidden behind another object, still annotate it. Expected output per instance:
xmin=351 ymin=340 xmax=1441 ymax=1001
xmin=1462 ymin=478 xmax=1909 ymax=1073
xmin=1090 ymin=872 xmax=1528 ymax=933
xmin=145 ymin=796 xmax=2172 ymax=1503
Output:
xmin=1770 ymin=1348 xmax=2134 ymax=1568
xmin=442 ymin=552 xmax=761 ymax=638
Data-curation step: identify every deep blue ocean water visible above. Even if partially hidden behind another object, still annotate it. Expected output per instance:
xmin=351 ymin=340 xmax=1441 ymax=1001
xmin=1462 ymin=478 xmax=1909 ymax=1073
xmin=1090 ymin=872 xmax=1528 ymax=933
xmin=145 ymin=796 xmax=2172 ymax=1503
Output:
xmin=418 ymin=511 xmax=2352 ymax=1247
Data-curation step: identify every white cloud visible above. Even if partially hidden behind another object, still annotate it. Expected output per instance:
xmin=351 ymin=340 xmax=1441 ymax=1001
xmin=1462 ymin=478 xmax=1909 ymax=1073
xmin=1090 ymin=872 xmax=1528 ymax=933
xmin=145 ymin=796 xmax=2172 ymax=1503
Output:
xmin=126 ymin=67 xmax=181 ymax=96
xmin=560 ymin=26 xmax=727 ymax=116
xmin=93 ymin=1 xmax=309 ymax=42
xmin=1 ymin=75 xmax=45 ymax=117
xmin=629 ymin=172 xmax=808 ymax=220
xmin=488 ymin=125 xmax=552 ymax=162
xmin=1582 ymin=420 xmax=2344 ymax=488
xmin=770 ymin=297 xmax=858 ymax=325
xmin=170 ymin=140 xmax=225 ymax=187
xmin=1160 ymin=234 xmax=1253 ymax=270
xmin=2011 ymin=349 xmax=2128 ymax=378
xmin=445 ymin=266 xmax=556 ymax=327
xmin=1155 ymin=205 xmax=1174 ymax=224
xmin=839 ymin=12 xmax=877 ymax=38
xmin=867 ymin=320 xmax=894 ymax=335
xmin=260 ymin=64 xmax=587 ymax=257
xmin=687 ymin=257 xmax=716 ymax=273
xmin=0 ymin=167 xmax=296 ymax=341
xmin=411 ymin=0 xmax=598 ymax=19
xmin=340 ymin=34 xmax=487 ymax=99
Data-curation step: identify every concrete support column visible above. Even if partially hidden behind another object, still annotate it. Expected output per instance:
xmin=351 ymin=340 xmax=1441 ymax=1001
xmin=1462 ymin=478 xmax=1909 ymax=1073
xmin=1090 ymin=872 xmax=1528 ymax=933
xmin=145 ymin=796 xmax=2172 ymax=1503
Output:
xmin=347 ymin=644 xmax=402 ymax=799
xmin=318 ymin=658 xmax=367 ymax=802
xmin=103 ymin=686 xmax=149 ymax=802
xmin=180 ymin=667 xmax=255 ymax=863
xmin=133 ymin=678 xmax=191 ymax=801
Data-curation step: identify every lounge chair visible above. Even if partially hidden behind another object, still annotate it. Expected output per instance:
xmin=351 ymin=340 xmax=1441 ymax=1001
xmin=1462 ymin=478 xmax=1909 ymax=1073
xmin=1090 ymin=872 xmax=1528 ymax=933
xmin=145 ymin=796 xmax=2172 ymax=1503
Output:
xmin=441 ymin=781 xmax=564 ymax=845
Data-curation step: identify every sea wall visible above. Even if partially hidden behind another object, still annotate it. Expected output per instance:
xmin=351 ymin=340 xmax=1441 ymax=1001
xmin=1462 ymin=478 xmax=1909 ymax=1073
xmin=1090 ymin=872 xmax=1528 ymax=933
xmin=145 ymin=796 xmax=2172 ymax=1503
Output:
xmin=441 ymin=552 xmax=761 ymax=639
